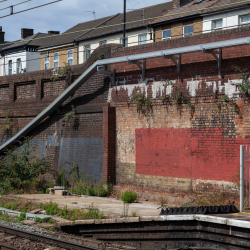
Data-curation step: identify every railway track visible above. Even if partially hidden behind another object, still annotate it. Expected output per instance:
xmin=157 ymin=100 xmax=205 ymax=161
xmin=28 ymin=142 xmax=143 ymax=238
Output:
xmin=0 ymin=224 xmax=101 ymax=250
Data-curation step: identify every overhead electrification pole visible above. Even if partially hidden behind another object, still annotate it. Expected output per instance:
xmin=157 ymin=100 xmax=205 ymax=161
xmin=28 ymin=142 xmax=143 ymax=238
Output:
xmin=123 ymin=0 xmax=126 ymax=47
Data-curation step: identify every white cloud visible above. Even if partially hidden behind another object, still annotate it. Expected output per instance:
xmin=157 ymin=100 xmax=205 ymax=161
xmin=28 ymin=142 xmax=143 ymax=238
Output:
xmin=1 ymin=0 xmax=170 ymax=41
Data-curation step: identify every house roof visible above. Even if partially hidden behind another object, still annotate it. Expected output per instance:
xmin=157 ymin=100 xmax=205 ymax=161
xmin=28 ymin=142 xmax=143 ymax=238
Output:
xmin=38 ymin=1 xmax=173 ymax=49
xmin=149 ymin=0 xmax=250 ymax=25
xmin=2 ymin=33 xmax=52 ymax=51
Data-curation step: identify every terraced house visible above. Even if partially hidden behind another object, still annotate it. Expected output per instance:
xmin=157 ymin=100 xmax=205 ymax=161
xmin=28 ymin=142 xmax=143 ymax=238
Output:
xmin=150 ymin=0 xmax=250 ymax=41
xmin=38 ymin=1 xmax=173 ymax=69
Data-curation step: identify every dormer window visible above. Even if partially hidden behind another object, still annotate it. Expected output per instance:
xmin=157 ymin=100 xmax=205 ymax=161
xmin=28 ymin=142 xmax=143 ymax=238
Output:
xmin=212 ymin=19 xmax=223 ymax=31
xmin=240 ymin=14 xmax=250 ymax=26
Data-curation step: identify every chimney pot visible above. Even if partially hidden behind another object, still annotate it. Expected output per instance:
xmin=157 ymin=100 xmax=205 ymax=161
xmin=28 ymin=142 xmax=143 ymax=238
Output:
xmin=21 ymin=28 xmax=34 ymax=39
xmin=172 ymin=0 xmax=189 ymax=8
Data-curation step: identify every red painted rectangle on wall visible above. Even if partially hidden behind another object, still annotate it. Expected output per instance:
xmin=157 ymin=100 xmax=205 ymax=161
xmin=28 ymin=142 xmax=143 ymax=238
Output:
xmin=135 ymin=128 xmax=250 ymax=182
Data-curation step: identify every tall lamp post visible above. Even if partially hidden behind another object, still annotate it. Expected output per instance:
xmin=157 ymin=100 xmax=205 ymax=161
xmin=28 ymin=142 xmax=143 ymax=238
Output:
xmin=123 ymin=0 xmax=126 ymax=47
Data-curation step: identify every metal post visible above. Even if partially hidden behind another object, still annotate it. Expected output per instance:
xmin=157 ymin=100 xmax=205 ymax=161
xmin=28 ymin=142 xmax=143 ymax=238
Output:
xmin=123 ymin=0 xmax=126 ymax=47
xmin=240 ymin=145 xmax=245 ymax=212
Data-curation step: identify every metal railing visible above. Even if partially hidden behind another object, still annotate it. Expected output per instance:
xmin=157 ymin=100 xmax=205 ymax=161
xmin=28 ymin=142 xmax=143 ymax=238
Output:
xmin=240 ymin=145 xmax=250 ymax=212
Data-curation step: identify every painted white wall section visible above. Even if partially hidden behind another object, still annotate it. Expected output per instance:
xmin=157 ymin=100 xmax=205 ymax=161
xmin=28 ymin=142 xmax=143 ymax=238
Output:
xmin=26 ymin=52 xmax=40 ymax=72
xmin=186 ymin=80 xmax=201 ymax=97
xmin=203 ymin=8 xmax=250 ymax=33
xmin=1 ymin=52 xmax=27 ymax=76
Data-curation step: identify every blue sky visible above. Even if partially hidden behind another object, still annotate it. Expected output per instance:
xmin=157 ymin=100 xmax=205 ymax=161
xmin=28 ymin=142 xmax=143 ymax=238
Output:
xmin=1 ymin=0 xmax=170 ymax=41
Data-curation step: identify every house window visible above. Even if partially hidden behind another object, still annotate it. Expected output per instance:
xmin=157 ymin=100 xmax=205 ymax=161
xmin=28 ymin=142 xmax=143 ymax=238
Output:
xmin=44 ymin=54 xmax=49 ymax=69
xmin=99 ymin=41 xmax=107 ymax=46
xmin=84 ymin=45 xmax=91 ymax=60
xmin=16 ymin=58 xmax=21 ymax=74
xmin=53 ymin=52 xmax=59 ymax=68
xmin=67 ymin=49 xmax=73 ymax=66
xmin=162 ymin=29 xmax=171 ymax=40
xmin=8 ymin=60 xmax=12 ymax=75
xmin=120 ymin=37 xmax=128 ymax=47
xmin=240 ymin=14 xmax=250 ymax=26
xmin=212 ymin=19 xmax=223 ymax=31
xmin=183 ymin=25 xmax=193 ymax=37
xmin=139 ymin=34 xmax=147 ymax=45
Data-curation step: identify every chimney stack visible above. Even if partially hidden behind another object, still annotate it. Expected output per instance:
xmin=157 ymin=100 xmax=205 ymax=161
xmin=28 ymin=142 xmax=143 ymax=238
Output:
xmin=172 ymin=0 xmax=189 ymax=8
xmin=21 ymin=28 xmax=34 ymax=39
xmin=48 ymin=31 xmax=60 ymax=35
xmin=0 ymin=26 xmax=5 ymax=43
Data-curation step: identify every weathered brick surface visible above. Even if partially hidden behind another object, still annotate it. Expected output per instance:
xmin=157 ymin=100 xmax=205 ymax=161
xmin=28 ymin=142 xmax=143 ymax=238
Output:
xmin=0 ymin=44 xmax=122 ymax=182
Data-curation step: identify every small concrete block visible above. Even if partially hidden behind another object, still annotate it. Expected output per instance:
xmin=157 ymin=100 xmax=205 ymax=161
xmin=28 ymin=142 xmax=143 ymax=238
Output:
xmin=167 ymin=215 xmax=195 ymax=221
xmin=54 ymin=190 xmax=64 ymax=196
xmin=195 ymin=215 xmax=227 ymax=225
xmin=116 ymin=217 xmax=139 ymax=223
xmin=227 ymin=219 xmax=250 ymax=229
xmin=140 ymin=216 xmax=166 ymax=222
xmin=52 ymin=217 xmax=72 ymax=224
xmin=95 ymin=218 xmax=117 ymax=224
xmin=75 ymin=219 xmax=95 ymax=225
xmin=29 ymin=209 xmax=43 ymax=214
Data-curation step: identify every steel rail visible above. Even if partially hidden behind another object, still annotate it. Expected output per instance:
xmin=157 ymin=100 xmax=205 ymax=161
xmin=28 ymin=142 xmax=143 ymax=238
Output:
xmin=0 ymin=224 xmax=101 ymax=250
xmin=0 ymin=243 xmax=20 ymax=250
xmin=0 ymin=36 xmax=250 ymax=152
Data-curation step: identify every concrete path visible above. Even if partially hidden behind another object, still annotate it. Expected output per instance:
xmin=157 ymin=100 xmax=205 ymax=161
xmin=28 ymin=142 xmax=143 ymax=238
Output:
xmin=7 ymin=194 xmax=160 ymax=217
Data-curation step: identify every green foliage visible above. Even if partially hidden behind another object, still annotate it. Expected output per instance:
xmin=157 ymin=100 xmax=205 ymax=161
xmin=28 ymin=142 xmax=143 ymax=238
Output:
xmin=129 ymin=94 xmax=152 ymax=113
xmin=121 ymin=190 xmax=137 ymax=203
xmin=86 ymin=185 xmax=95 ymax=196
xmin=48 ymin=218 xmax=55 ymax=224
xmin=0 ymin=138 xmax=51 ymax=193
xmin=172 ymin=84 xmax=190 ymax=104
xmin=50 ymin=62 xmax=72 ymax=82
xmin=19 ymin=211 xmax=26 ymax=221
xmin=46 ymin=189 xmax=50 ymax=194
xmin=45 ymin=201 xmax=58 ymax=215
xmin=64 ymin=105 xmax=75 ymax=122
xmin=0 ymin=108 xmax=13 ymax=134
xmin=158 ymin=95 xmax=170 ymax=101
xmin=49 ymin=227 xmax=57 ymax=232
xmin=231 ymin=67 xmax=250 ymax=95
xmin=59 ymin=204 xmax=104 ymax=221
xmin=35 ymin=217 xmax=45 ymax=223
xmin=214 ymin=95 xmax=240 ymax=114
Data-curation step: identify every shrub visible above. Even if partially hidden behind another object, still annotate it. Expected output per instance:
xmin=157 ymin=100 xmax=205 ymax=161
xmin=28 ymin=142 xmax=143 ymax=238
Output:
xmin=94 ymin=184 xmax=109 ymax=197
xmin=121 ymin=191 xmax=137 ymax=203
xmin=86 ymin=185 xmax=95 ymax=196
xmin=0 ymin=138 xmax=51 ymax=193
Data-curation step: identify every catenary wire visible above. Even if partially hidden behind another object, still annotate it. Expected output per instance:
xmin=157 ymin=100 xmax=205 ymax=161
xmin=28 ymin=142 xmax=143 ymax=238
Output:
xmin=0 ymin=0 xmax=62 ymax=19
xmin=0 ymin=0 xmax=31 ymax=12
xmin=0 ymin=0 xmax=249 ymax=48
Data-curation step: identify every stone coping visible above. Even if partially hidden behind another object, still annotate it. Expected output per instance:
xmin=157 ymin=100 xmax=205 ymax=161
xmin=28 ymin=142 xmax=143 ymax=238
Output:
xmin=0 ymin=207 xmax=53 ymax=221
xmin=58 ymin=214 xmax=250 ymax=229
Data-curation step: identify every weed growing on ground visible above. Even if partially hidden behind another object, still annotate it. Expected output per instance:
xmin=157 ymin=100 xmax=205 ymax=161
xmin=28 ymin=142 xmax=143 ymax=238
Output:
xmin=121 ymin=191 xmax=137 ymax=203
xmin=35 ymin=217 xmax=45 ymax=223
xmin=49 ymin=227 xmax=57 ymax=232
xmin=59 ymin=203 xmax=104 ymax=221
